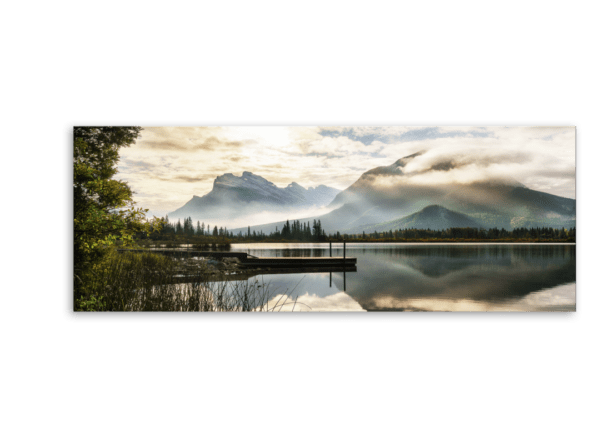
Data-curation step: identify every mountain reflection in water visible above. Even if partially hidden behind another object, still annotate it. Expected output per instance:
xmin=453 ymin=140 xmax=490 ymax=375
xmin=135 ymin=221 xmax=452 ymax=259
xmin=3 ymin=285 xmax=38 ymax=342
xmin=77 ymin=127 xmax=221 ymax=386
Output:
xmin=232 ymin=244 xmax=575 ymax=312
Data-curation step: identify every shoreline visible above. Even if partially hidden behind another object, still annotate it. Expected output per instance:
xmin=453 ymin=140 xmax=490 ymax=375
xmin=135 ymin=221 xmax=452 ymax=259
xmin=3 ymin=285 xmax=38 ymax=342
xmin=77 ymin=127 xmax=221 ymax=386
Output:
xmin=136 ymin=240 xmax=576 ymax=248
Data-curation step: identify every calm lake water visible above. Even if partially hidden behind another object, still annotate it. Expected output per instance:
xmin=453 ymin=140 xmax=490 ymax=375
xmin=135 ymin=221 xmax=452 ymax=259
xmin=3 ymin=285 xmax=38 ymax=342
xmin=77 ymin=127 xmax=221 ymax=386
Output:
xmin=230 ymin=243 xmax=576 ymax=312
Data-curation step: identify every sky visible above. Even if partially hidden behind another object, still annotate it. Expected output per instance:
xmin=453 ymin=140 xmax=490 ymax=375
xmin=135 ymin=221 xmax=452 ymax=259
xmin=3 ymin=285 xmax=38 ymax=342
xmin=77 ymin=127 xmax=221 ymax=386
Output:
xmin=116 ymin=126 xmax=576 ymax=217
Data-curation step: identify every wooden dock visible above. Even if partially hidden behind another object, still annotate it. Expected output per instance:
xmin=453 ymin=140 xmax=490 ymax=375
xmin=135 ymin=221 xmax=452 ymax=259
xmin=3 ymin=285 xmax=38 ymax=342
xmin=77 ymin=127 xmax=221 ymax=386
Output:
xmin=240 ymin=256 xmax=356 ymax=268
xmin=118 ymin=249 xmax=356 ymax=269
xmin=163 ymin=265 xmax=357 ymax=284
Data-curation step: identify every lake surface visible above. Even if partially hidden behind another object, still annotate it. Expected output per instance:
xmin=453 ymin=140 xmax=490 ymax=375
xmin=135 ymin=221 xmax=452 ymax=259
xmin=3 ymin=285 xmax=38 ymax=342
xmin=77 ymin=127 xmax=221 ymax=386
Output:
xmin=230 ymin=243 xmax=576 ymax=312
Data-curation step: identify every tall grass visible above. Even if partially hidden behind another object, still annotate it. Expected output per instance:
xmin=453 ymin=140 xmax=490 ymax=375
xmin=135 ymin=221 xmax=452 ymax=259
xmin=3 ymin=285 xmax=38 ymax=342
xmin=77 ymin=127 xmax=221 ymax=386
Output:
xmin=75 ymin=250 xmax=273 ymax=311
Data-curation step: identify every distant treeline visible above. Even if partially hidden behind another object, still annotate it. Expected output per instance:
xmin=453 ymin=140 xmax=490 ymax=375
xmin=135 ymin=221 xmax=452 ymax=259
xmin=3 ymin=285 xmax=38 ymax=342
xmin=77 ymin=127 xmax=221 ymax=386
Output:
xmin=143 ymin=216 xmax=326 ymax=241
xmin=137 ymin=216 xmax=575 ymax=243
xmin=331 ymin=226 xmax=576 ymax=242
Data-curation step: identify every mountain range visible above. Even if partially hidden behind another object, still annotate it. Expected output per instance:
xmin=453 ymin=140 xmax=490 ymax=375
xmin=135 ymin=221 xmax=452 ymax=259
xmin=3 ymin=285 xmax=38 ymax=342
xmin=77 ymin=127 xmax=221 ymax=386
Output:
xmin=228 ymin=151 xmax=575 ymax=234
xmin=168 ymin=171 xmax=340 ymax=221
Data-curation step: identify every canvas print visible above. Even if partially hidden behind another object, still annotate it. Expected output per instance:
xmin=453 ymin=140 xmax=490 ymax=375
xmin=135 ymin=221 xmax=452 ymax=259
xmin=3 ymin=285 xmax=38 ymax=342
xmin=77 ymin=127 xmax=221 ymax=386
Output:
xmin=73 ymin=126 xmax=576 ymax=312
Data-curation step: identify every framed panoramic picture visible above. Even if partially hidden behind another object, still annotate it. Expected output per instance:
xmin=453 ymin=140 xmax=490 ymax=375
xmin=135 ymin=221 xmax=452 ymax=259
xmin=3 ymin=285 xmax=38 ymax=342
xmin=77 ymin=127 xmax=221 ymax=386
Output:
xmin=73 ymin=126 xmax=576 ymax=312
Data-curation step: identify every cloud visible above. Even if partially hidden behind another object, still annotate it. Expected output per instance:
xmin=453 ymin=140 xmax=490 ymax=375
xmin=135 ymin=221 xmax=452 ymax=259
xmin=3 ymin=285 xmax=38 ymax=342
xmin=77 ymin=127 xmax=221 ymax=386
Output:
xmin=139 ymin=136 xmax=246 ymax=152
xmin=397 ymin=127 xmax=494 ymax=142
xmin=115 ymin=126 xmax=576 ymax=219
xmin=166 ymin=174 xmax=218 ymax=183
xmin=374 ymin=127 xmax=575 ymax=196
xmin=401 ymin=148 xmax=533 ymax=175
xmin=329 ymin=143 xmax=544 ymax=193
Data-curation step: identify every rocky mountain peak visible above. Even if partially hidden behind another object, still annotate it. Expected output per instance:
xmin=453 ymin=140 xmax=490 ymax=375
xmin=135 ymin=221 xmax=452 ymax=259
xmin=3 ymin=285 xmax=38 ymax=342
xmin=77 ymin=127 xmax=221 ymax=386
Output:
xmin=168 ymin=171 xmax=341 ymax=221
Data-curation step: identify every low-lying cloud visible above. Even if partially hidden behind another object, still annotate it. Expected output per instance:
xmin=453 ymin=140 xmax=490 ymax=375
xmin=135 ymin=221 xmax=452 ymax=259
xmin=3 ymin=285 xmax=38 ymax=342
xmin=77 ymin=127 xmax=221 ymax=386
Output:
xmin=167 ymin=205 xmax=336 ymax=230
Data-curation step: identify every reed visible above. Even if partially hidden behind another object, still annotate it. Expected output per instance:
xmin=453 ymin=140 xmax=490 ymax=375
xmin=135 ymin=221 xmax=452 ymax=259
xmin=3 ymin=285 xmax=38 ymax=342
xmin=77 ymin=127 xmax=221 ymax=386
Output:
xmin=75 ymin=250 xmax=273 ymax=312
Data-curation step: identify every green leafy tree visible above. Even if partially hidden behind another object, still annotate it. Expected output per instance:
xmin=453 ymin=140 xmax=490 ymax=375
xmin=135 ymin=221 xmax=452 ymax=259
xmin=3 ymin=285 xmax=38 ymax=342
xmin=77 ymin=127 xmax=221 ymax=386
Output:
xmin=73 ymin=126 xmax=160 ymax=306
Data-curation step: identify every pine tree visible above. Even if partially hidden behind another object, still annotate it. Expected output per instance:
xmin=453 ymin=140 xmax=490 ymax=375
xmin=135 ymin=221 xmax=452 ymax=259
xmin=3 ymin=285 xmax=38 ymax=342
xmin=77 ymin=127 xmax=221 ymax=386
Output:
xmin=187 ymin=217 xmax=194 ymax=236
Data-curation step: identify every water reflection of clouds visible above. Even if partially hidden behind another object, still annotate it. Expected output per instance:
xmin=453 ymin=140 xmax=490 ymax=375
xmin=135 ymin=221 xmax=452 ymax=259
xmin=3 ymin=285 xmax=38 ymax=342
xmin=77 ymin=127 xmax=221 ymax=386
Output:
xmin=267 ymin=292 xmax=365 ymax=312
xmin=369 ymin=283 xmax=575 ymax=312
xmin=518 ymin=283 xmax=575 ymax=311
xmin=259 ymin=273 xmax=364 ymax=312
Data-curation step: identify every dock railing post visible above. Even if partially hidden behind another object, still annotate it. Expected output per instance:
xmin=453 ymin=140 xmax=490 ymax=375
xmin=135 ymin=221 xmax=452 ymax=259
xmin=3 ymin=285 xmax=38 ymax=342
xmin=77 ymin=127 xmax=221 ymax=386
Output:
xmin=329 ymin=241 xmax=332 ymax=257
xmin=343 ymin=240 xmax=346 ymax=268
